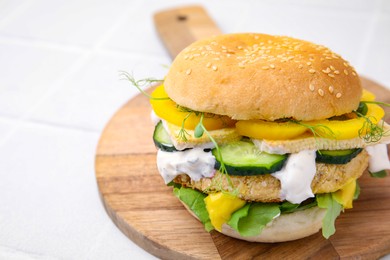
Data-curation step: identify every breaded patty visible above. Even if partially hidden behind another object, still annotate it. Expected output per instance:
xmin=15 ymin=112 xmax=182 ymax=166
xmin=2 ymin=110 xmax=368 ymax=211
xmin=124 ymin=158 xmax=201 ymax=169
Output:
xmin=174 ymin=150 xmax=369 ymax=202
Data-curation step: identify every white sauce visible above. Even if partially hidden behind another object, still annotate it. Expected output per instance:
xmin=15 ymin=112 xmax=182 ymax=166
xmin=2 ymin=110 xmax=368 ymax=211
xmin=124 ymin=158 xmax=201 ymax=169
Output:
xmin=365 ymin=143 xmax=390 ymax=173
xmin=272 ymin=150 xmax=316 ymax=204
xmin=156 ymin=148 xmax=216 ymax=184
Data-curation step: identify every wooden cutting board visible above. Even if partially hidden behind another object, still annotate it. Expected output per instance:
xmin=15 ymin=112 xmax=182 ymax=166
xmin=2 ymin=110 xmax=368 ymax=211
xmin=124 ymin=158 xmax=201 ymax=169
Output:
xmin=95 ymin=5 xmax=390 ymax=259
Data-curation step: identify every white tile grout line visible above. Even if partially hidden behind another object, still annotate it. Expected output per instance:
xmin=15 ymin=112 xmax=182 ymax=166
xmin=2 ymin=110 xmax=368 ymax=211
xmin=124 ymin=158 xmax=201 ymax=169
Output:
xmin=0 ymin=114 xmax=101 ymax=135
xmin=0 ymin=0 xmax=146 ymax=146
xmin=0 ymin=33 xmax=170 ymax=62
xmin=0 ymin=35 xmax=87 ymax=54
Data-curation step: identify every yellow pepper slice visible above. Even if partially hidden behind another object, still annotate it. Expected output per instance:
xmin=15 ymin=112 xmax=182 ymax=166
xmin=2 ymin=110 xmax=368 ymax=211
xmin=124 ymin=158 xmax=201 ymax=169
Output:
xmin=236 ymin=102 xmax=384 ymax=140
xmin=150 ymin=85 xmax=236 ymax=130
xmin=204 ymin=192 xmax=246 ymax=232
xmin=307 ymin=103 xmax=384 ymax=140
xmin=236 ymin=120 xmax=307 ymax=140
xmin=361 ymin=89 xmax=376 ymax=101
xmin=332 ymin=179 xmax=357 ymax=209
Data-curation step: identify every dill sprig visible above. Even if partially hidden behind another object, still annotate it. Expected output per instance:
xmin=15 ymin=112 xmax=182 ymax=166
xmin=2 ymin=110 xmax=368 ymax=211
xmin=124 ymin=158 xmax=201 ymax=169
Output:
xmin=356 ymin=112 xmax=388 ymax=143
xmin=291 ymin=120 xmax=336 ymax=139
xmin=119 ymin=71 xmax=168 ymax=100
xmin=177 ymin=113 xmax=191 ymax=141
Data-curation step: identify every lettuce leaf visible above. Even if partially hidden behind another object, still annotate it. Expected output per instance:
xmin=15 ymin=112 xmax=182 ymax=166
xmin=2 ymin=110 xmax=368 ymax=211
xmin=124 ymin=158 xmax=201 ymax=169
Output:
xmin=173 ymin=187 xmax=213 ymax=231
xmin=354 ymin=181 xmax=360 ymax=200
xmin=316 ymin=193 xmax=342 ymax=239
xmin=280 ymin=200 xmax=317 ymax=213
xmin=228 ymin=203 xmax=280 ymax=237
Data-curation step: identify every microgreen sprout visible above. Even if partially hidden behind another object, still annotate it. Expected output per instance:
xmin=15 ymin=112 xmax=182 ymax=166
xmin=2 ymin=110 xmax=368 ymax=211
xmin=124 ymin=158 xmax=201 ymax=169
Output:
xmin=119 ymin=71 xmax=168 ymax=100
xmin=361 ymin=100 xmax=390 ymax=107
xmin=193 ymin=113 xmax=236 ymax=193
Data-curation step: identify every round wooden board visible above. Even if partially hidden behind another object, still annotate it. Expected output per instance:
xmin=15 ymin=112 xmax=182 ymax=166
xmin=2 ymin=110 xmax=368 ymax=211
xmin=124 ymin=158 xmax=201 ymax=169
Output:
xmin=95 ymin=77 xmax=390 ymax=260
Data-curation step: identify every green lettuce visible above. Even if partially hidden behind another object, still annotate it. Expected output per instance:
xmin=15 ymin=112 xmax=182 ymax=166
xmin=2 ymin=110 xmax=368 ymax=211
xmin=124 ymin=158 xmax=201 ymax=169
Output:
xmin=369 ymin=170 xmax=388 ymax=178
xmin=316 ymin=193 xmax=342 ymax=239
xmin=228 ymin=203 xmax=280 ymax=237
xmin=173 ymin=186 xmax=345 ymax=239
xmin=173 ymin=187 xmax=213 ymax=231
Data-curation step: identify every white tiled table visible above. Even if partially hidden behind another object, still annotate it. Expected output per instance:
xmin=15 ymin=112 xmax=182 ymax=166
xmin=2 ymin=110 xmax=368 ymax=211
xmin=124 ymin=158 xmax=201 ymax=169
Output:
xmin=1 ymin=1 xmax=389 ymax=259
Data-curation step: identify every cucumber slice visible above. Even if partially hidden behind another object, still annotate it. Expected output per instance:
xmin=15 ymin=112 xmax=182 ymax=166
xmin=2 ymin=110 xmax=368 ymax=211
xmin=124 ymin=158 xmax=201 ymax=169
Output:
xmin=212 ymin=140 xmax=287 ymax=176
xmin=316 ymin=148 xmax=363 ymax=164
xmin=153 ymin=121 xmax=177 ymax=152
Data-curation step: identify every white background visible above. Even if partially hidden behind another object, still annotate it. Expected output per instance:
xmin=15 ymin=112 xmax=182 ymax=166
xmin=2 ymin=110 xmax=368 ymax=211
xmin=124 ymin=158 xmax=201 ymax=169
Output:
xmin=1 ymin=0 xmax=389 ymax=259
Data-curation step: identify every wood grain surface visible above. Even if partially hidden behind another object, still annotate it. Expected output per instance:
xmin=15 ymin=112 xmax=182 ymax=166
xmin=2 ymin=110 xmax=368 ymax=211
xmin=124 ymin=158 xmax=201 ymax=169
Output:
xmin=95 ymin=5 xmax=390 ymax=260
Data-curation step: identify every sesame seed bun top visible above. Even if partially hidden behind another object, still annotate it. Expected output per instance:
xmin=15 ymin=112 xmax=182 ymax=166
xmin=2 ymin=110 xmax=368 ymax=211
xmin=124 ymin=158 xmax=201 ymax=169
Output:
xmin=164 ymin=33 xmax=362 ymax=121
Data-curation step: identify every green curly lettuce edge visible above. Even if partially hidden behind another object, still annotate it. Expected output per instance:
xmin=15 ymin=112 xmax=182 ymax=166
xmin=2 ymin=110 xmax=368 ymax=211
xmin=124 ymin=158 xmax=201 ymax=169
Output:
xmin=173 ymin=184 xmax=360 ymax=238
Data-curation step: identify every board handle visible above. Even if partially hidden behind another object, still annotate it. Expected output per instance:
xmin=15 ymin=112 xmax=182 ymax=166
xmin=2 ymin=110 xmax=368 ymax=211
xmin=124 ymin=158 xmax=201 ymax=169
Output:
xmin=154 ymin=5 xmax=222 ymax=59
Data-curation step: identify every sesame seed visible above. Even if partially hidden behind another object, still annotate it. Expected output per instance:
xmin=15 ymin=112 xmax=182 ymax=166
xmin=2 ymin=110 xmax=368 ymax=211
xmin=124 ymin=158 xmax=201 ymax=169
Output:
xmin=328 ymin=73 xmax=335 ymax=78
xmin=309 ymin=84 xmax=315 ymax=91
xmin=238 ymin=63 xmax=245 ymax=68
xmin=193 ymin=53 xmax=200 ymax=57
xmin=318 ymin=89 xmax=324 ymax=96
xmin=262 ymin=66 xmax=269 ymax=70
xmin=328 ymin=86 xmax=334 ymax=93
xmin=325 ymin=56 xmax=332 ymax=60
xmin=334 ymin=70 xmax=340 ymax=74
xmin=352 ymin=72 xmax=357 ymax=76
xmin=212 ymin=65 xmax=218 ymax=71
xmin=343 ymin=62 xmax=349 ymax=67
xmin=309 ymin=69 xmax=316 ymax=73
xmin=336 ymin=93 xmax=342 ymax=98
xmin=344 ymin=69 xmax=349 ymax=75
xmin=189 ymin=55 xmax=194 ymax=60
xmin=237 ymin=46 xmax=243 ymax=50
xmin=186 ymin=69 xmax=192 ymax=75
xmin=270 ymin=64 xmax=275 ymax=69
xmin=184 ymin=55 xmax=189 ymax=60
xmin=298 ymin=64 xmax=304 ymax=69
xmin=226 ymin=54 xmax=231 ymax=58
xmin=307 ymin=62 xmax=312 ymax=66
xmin=221 ymin=46 xmax=227 ymax=50
xmin=322 ymin=68 xmax=331 ymax=73
xmin=254 ymin=35 xmax=259 ymax=39
xmin=330 ymin=65 xmax=335 ymax=71
xmin=206 ymin=62 xmax=212 ymax=68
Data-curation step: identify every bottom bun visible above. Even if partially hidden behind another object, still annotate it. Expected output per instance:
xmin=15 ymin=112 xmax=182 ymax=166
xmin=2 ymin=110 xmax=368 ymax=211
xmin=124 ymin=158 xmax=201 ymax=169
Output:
xmin=221 ymin=206 xmax=326 ymax=242
xmin=181 ymin=201 xmax=326 ymax=243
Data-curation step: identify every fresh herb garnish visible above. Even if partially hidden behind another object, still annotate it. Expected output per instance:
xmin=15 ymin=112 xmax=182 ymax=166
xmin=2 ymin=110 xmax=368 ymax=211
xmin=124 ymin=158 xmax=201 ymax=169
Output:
xmin=120 ymin=71 xmax=168 ymax=100
xmin=193 ymin=113 xmax=236 ymax=193
xmin=356 ymin=113 xmax=387 ymax=143
xmin=291 ymin=120 xmax=336 ymax=139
